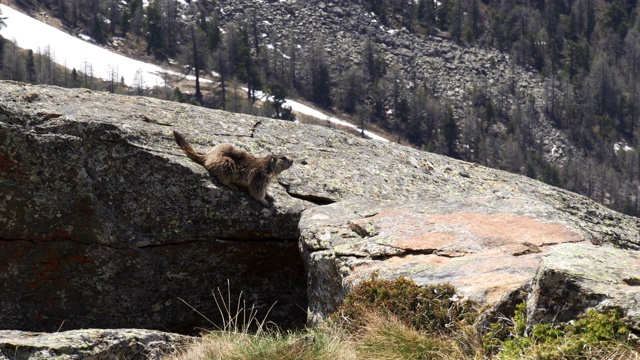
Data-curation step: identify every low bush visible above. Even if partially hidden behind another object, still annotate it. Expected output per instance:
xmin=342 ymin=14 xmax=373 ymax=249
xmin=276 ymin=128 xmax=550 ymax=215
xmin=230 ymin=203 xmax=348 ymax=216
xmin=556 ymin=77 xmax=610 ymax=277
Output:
xmin=488 ymin=303 xmax=638 ymax=359
xmin=333 ymin=273 xmax=480 ymax=334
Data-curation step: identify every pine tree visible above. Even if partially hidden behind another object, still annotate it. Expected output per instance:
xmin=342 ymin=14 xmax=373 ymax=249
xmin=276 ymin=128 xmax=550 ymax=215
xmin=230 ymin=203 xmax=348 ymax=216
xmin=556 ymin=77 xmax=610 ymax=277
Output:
xmin=338 ymin=66 xmax=365 ymax=114
xmin=267 ymin=82 xmax=287 ymax=119
xmin=222 ymin=21 xmax=261 ymax=104
xmin=0 ymin=37 xmax=4 ymax=73
xmin=129 ymin=0 xmax=144 ymax=38
xmin=26 ymin=50 xmax=36 ymax=83
xmin=213 ymin=46 xmax=229 ymax=110
xmin=91 ymin=13 xmax=106 ymax=44
xmin=362 ymin=38 xmax=386 ymax=84
xmin=451 ymin=0 xmax=463 ymax=41
xmin=307 ymin=42 xmax=332 ymax=107
xmin=0 ymin=7 xmax=6 ymax=29
xmin=191 ymin=25 xmax=204 ymax=104
xmin=159 ymin=0 xmax=180 ymax=58
xmin=417 ymin=0 xmax=435 ymax=31
xmin=121 ymin=6 xmax=132 ymax=37
xmin=443 ymin=106 xmax=459 ymax=158
xmin=144 ymin=1 xmax=164 ymax=59
xmin=108 ymin=0 xmax=120 ymax=36
xmin=368 ymin=0 xmax=387 ymax=26
xmin=467 ymin=0 xmax=481 ymax=41
xmin=224 ymin=22 xmax=242 ymax=77
xmin=71 ymin=68 xmax=78 ymax=87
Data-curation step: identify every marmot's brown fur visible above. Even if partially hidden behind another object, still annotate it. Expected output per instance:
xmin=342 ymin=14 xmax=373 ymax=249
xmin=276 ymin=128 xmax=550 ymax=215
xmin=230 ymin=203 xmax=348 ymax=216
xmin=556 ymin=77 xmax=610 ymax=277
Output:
xmin=173 ymin=131 xmax=293 ymax=206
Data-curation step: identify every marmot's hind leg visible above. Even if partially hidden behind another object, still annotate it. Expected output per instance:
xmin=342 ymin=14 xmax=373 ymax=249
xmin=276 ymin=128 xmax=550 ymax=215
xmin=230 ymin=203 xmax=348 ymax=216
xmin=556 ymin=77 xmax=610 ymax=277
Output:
xmin=249 ymin=174 xmax=270 ymax=206
xmin=210 ymin=157 xmax=239 ymax=190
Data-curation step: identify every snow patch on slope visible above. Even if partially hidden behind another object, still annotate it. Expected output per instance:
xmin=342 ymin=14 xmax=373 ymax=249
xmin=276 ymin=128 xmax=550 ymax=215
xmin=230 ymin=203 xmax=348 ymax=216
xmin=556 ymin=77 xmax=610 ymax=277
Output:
xmin=0 ymin=4 xmax=387 ymax=141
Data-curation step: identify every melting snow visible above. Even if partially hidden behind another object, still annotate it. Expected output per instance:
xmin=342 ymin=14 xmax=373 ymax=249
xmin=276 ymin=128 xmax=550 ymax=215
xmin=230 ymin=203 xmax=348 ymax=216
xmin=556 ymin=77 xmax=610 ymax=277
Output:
xmin=0 ymin=5 xmax=169 ymax=87
xmin=614 ymin=143 xmax=634 ymax=152
xmin=0 ymin=4 xmax=387 ymax=142
xmin=253 ymin=90 xmax=388 ymax=142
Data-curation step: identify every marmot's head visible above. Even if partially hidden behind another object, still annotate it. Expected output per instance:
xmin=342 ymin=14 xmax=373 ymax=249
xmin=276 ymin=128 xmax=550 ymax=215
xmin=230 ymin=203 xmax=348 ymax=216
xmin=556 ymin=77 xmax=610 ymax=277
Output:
xmin=268 ymin=155 xmax=293 ymax=175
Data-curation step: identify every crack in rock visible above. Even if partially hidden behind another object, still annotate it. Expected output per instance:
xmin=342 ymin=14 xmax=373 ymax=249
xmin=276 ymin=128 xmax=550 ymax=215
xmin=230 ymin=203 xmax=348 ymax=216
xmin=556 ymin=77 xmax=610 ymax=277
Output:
xmin=623 ymin=278 xmax=640 ymax=286
xmin=285 ymin=191 xmax=335 ymax=206
xmin=0 ymin=237 xmax=122 ymax=250
xmin=513 ymin=242 xmax=543 ymax=256
xmin=251 ymin=119 xmax=262 ymax=138
xmin=369 ymin=248 xmax=437 ymax=260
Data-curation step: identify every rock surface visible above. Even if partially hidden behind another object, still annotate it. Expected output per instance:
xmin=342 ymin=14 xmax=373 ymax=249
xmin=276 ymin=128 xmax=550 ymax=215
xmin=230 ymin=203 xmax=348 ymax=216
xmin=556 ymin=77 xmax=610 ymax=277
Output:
xmin=298 ymin=197 xmax=575 ymax=321
xmin=527 ymin=243 xmax=640 ymax=333
xmin=299 ymin=198 xmax=640 ymax=333
xmin=1 ymin=82 xmax=640 ymax=338
xmin=0 ymin=328 xmax=193 ymax=360
xmin=0 ymin=82 xmax=310 ymax=333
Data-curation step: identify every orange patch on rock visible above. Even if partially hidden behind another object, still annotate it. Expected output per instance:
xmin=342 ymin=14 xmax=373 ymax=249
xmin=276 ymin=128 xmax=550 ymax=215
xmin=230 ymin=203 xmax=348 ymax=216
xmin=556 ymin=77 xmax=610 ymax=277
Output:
xmin=369 ymin=210 xmax=581 ymax=251
xmin=27 ymin=251 xmax=94 ymax=290
xmin=431 ymin=212 xmax=582 ymax=245
xmin=342 ymin=204 xmax=586 ymax=306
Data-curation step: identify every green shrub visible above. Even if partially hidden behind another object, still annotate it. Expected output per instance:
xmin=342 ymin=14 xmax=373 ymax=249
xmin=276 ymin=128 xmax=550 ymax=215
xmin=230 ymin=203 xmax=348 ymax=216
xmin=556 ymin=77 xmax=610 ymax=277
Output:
xmin=482 ymin=302 xmax=528 ymax=354
xmin=333 ymin=274 xmax=480 ymax=334
xmin=493 ymin=304 xmax=636 ymax=360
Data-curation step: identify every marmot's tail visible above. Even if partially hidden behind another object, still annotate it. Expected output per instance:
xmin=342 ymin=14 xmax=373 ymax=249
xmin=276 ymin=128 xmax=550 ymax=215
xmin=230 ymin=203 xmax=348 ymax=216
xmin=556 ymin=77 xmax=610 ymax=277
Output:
xmin=173 ymin=131 xmax=205 ymax=165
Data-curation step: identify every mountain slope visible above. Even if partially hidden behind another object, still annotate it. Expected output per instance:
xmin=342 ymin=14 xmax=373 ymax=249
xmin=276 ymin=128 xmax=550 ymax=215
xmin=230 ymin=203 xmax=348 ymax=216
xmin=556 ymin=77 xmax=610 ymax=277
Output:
xmin=2 ymin=0 xmax=639 ymax=216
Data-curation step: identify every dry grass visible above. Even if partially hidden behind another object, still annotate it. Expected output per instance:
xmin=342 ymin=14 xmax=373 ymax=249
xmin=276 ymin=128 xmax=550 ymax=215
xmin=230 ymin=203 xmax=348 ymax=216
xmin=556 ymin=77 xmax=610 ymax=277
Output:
xmin=167 ymin=322 xmax=357 ymax=360
xmin=353 ymin=310 xmax=478 ymax=360
xmin=167 ymin=310 xmax=640 ymax=360
xmin=167 ymin=310 xmax=486 ymax=360
xmin=166 ymin=280 xmax=639 ymax=360
xmin=168 ymin=281 xmax=356 ymax=360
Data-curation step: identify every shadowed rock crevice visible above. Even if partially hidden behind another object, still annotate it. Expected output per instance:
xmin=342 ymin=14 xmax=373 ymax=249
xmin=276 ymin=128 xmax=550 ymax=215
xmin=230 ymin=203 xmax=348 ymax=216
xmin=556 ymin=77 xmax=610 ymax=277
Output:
xmin=624 ymin=278 xmax=640 ymax=286
xmin=525 ymin=244 xmax=640 ymax=334
xmin=0 ymin=237 xmax=123 ymax=250
xmin=285 ymin=191 xmax=336 ymax=206
xmin=0 ymin=235 xmax=307 ymax=334
xmin=133 ymin=237 xmax=300 ymax=249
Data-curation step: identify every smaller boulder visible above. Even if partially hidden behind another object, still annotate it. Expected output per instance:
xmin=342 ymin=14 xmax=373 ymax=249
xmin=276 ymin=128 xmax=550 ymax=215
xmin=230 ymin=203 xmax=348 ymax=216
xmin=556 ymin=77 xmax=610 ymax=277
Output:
xmin=0 ymin=328 xmax=194 ymax=360
xmin=526 ymin=243 xmax=640 ymax=335
xmin=299 ymin=196 xmax=590 ymax=323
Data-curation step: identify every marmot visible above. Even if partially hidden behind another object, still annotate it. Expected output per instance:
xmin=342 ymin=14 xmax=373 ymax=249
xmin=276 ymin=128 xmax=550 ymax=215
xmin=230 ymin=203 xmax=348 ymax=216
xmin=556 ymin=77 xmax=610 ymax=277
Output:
xmin=173 ymin=131 xmax=293 ymax=206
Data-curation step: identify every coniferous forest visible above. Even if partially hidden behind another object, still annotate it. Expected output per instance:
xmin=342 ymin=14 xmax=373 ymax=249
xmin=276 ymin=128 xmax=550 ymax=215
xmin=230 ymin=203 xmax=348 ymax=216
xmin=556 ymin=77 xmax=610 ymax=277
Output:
xmin=2 ymin=0 xmax=640 ymax=216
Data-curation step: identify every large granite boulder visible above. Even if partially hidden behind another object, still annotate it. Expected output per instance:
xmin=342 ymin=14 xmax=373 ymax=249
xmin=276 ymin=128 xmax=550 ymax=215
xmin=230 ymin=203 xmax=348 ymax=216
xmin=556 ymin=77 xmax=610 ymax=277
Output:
xmin=299 ymin=198 xmax=640 ymax=334
xmin=1 ymin=82 xmax=639 ymax=340
xmin=0 ymin=82 xmax=312 ymax=333
xmin=298 ymin=196 xmax=584 ymax=322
